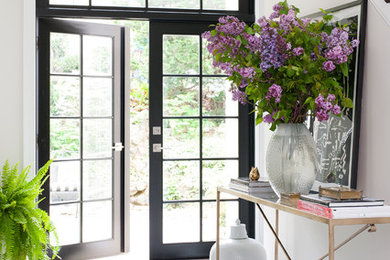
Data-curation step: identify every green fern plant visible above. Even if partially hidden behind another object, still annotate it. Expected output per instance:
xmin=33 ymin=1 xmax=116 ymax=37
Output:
xmin=0 ymin=160 xmax=60 ymax=260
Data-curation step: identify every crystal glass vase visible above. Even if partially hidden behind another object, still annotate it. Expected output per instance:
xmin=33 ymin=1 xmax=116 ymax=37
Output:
xmin=266 ymin=123 xmax=318 ymax=196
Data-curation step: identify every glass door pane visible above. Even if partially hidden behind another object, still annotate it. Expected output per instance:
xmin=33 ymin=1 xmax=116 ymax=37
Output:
xmin=38 ymin=19 xmax=128 ymax=259
xmin=149 ymin=22 xmax=253 ymax=259
xmin=49 ymin=30 xmax=114 ymax=246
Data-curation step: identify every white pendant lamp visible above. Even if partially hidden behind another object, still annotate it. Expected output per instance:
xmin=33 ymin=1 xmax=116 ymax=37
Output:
xmin=209 ymin=219 xmax=267 ymax=260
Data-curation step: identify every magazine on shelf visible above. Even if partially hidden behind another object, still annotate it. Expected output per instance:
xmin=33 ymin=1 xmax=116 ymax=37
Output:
xmin=297 ymin=200 xmax=390 ymax=219
xmin=230 ymin=177 xmax=270 ymax=187
xmin=300 ymin=193 xmax=384 ymax=208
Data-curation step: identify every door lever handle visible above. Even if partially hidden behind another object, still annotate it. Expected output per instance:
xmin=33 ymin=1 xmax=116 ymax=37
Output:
xmin=112 ymin=142 xmax=124 ymax=152
xmin=153 ymin=143 xmax=170 ymax=153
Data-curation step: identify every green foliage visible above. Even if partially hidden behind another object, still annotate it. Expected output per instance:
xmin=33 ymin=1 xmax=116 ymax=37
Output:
xmin=0 ymin=161 xmax=60 ymax=260
xmin=204 ymin=1 xmax=359 ymax=129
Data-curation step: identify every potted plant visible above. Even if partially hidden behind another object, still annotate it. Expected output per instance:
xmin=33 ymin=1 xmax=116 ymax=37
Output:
xmin=0 ymin=160 xmax=60 ymax=259
xmin=202 ymin=1 xmax=359 ymax=195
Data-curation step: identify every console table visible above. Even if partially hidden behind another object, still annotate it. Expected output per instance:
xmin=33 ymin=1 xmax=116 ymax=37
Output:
xmin=216 ymin=186 xmax=390 ymax=260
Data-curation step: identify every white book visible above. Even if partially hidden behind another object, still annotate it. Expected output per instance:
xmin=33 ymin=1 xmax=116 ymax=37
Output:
xmin=332 ymin=206 xmax=390 ymax=219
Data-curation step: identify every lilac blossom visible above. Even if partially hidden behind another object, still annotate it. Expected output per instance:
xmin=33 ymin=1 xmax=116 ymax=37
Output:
xmin=266 ymin=84 xmax=283 ymax=103
xmin=231 ymin=87 xmax=247 ymax=104
xmin=216 ymin=16 xmax=246 ymax=36
xmin=315 ymin=94 xmax=325 ymax=106
xmin=292 ymin=47 xmax=304 ymax=56
xmin=263 ymin=112 xmax=275 ymax=123
xmin=243 ymin=33 xmax=262 ymax=53
xmin=279 ymin=8 xmax=296 ymax=31
xmin=321 ymin=27 xmax=359 ymax=70
xmin=315 ymin=94 xmax=341 ymax=121
xmin=239 ymin=79 xmax=249 ymax=89
xmin=273 ymin=3 xmax=283 ymax=12
xmin=332 ymin=104 xmax=341 ymax=115
xmin=327 ymin=94 xmax=336 ymax=102
xmin=315 ymin=109 xmax=329 ymax=122
xmin=351 ymin=39 xmax=360 ymax=48
xmin=310 ymin=52 xmax=317 ymax=61
xmin=323 ymin=61 xmax=336 ymax=72
xmin=201 ymin=2 xmax=359 ymax=127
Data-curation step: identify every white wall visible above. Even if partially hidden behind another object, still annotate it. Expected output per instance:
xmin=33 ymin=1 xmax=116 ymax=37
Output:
xmin=257 ymin=0 xmax=390 ymax=259
xmin=0 ymin=0 xmax=24 ymax=165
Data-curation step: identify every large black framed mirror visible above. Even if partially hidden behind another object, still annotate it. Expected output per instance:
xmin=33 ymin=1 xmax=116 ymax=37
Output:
xmin=306 ymin=0 xmax=367 ymax=189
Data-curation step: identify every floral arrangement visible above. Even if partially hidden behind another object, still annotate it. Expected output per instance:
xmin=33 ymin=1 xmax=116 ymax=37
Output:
xmin=202 ymin=1 xmax=359 ymax=130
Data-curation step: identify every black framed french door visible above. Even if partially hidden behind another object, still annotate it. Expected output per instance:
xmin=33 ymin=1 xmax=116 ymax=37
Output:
xmin=149 ymin=21 xmax=254 ymax=259
xmin=37 ymin=19 xmax=130 ymax=259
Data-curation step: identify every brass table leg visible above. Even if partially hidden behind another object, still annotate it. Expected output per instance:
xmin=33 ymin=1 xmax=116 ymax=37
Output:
xmin=319 ymin=224 xmax=375 ymax=260
xmin=275 ymin=209 xmax=279 ymax=260
xmin=328 ymin=223 xmax=335 ymax=260
xmin=216 ymin=190 xmax=220 ymax=260
xmin=256 ymin=204 xmax=291 ymax=260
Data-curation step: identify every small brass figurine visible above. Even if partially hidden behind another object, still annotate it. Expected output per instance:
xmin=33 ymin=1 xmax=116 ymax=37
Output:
xmin=249 ymin=167 xmax=260 ymax=181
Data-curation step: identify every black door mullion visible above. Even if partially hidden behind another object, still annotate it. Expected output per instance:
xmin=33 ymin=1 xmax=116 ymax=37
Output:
xmin=80 ymin=33 xmax=85 ymax=244
xmin=199 ymin=33 xmax=204 ymax=243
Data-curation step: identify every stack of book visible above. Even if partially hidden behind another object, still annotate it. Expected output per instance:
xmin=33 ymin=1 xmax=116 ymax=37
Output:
xmin=280 ymin=192 xmax=301 ymax=207
xmin=229 ymin=177 xmax=277 ymax=198
xmin=298 ymin=193 xmax=390 ymax=219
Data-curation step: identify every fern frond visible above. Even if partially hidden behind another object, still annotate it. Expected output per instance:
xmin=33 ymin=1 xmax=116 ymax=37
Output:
xmin=0 ymin=160 xmax=60 ymax=260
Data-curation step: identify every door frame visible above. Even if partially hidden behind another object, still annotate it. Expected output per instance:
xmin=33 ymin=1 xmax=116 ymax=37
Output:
xmin=37 ymin=18 xmax=130 ymax=259
xmin=149 ymin=20 xmax=255 ymax=260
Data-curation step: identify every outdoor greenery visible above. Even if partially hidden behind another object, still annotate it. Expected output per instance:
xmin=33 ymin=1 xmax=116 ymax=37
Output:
xmin=48 ymin=20 xmax=236 ymax=216
xmin=0 ymin=160 xmax=59 ymax=260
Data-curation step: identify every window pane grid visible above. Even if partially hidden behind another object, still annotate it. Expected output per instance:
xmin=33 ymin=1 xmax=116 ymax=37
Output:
xmin=49 ymin=32 xmax=115 ymax=245
xmin=161 ymin=32 xmax=239 ymax=243
xmin=48 ymin=0 xmax=239 ymax=11
xmin=51 ymin=198 xmax=114 ymax=206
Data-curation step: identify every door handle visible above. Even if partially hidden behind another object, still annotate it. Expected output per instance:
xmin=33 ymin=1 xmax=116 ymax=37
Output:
xmin=112 ymin=142 xmax=124 ymax=152
xmin=153 ymin=143 xmax=169 ymax=153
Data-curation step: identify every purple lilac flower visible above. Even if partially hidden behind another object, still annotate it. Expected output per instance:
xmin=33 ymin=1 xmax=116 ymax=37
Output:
xmin=257 ymin=16 xmax=268 ymax=27
xmin=327 ymin=94 xmax=336 ymax=102
xmin=239 ymin=79 xmax=249 ymax=89
xmin=310 ymin=52 xmax=317 ymax=61
xmin=263 ymin=113 xmax=275 ymax=123
xmin=231 ymin=87 xmax=247 ymax=104
xmin=216 ymin=16 xmax=246 ymax=36
xmin=315 ymin=94 xmax=325 ymax=106
xmin=279 ymin=8 xmax=296 ymax=31
xmin=219 ymin=62 xmax=233 ymax=75
xmin=257 ymin=26 xmax=288 ymax=71
xmin=323 ymin=61 xmax=336 ymax=72
xmin=351 ymin=39 xmax=359 ymax=48
xmin=325 ymin=46 xmax=348 ymax=64
xmin=323 ymin=101 xmax=333 ymax=110
xmin=236 ymin=67 xmax=255 ymax=79
xmin=273 ymin=3 xmax=283 ymax=12
xmin=292 ymin=47 xmax=304 ymax=56
xmin=270 ymin=11 xmax=280 ymax=20
xmin=301 ymin=18 xmax=311 ymax=26
xmin=332 ymin=104 xmax=341 ymax=115
xmin=243 ymin=33 xmax=262 ymax=53
xmin=315 ymin=109 xmax=329 ymax=122
xmin=320 ymin=27 xmax=359 ymax=69
xmin=266 ymin=84 xmax=283 ymax=103
xmin=315 ymin=94 xmax=341 ymax=121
